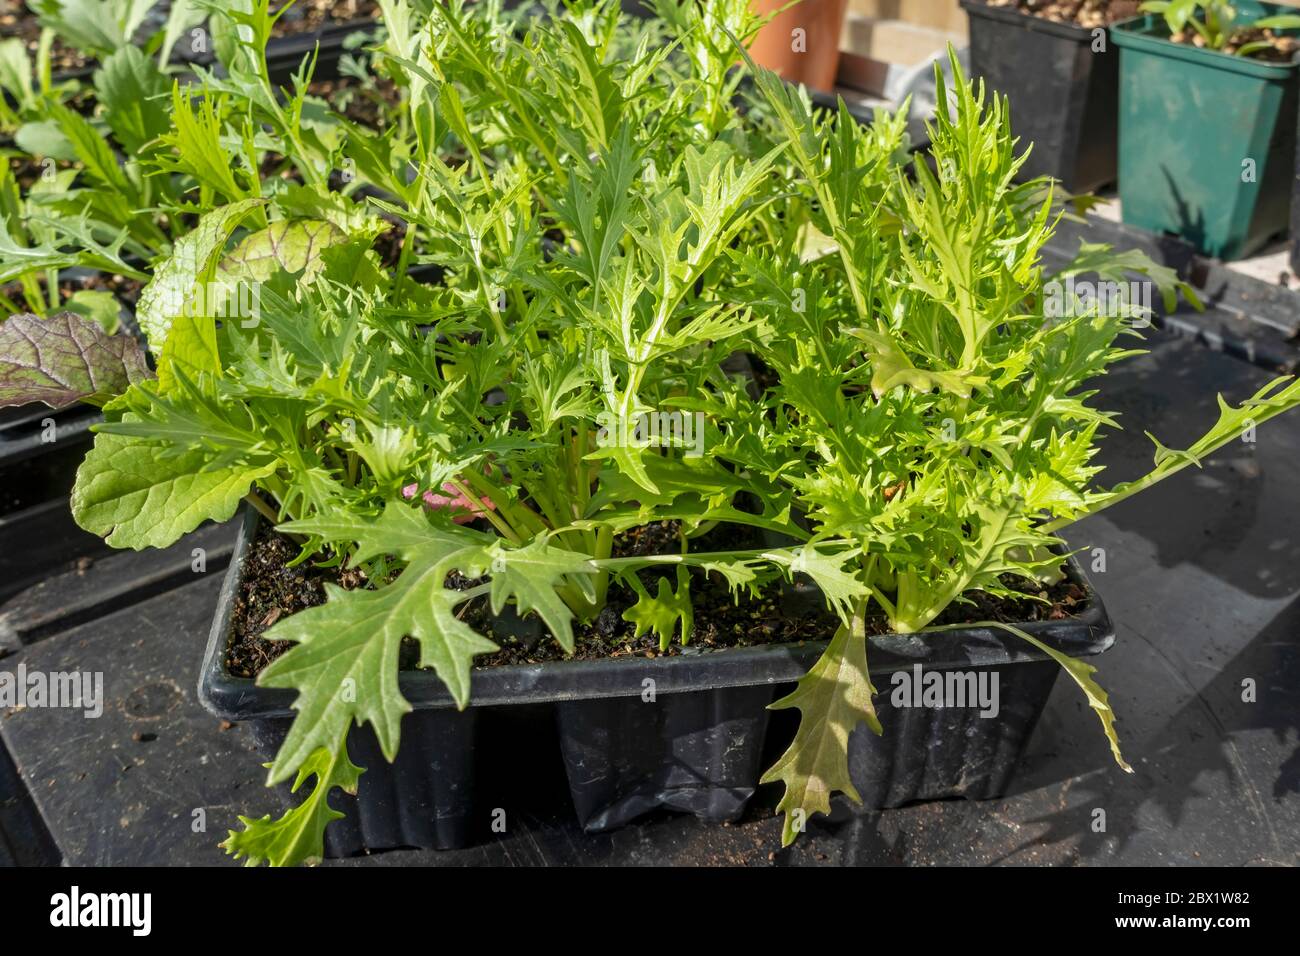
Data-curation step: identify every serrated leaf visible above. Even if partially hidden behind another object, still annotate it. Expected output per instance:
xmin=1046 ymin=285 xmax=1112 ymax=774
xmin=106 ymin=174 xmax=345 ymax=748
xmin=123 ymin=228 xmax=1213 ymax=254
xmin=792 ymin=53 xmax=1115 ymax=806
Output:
xmin=281 ymin=500 xmax=489 ymax=565
xmin=761 ymin=616 xmax=881 ymax=845
xmin=71 ymin=429 xmax=276 ymax=549
xmin=258 ymin=552 xmax=498 ymax=785
xmin=259 ymin=502 xmax=504 ymax=783
xmin=848 ymin=327 xmax=982 ymax=399
xmin=0 ymin=312 xmax=151 ymax=409
xmin=763 ymin=544 xmax=868 ymax=627
xmin=1046 ymin=376 xmax=1300 ymax=533
xmin=622 ymin=569 xmax=693 ymax=650
xmin=222 ymin=743 xmax=363 ymax=867
xmin=95 ymin=45 xmax=170 ymax=154
xmin=484 ymin=537 xmax=596 ymax=652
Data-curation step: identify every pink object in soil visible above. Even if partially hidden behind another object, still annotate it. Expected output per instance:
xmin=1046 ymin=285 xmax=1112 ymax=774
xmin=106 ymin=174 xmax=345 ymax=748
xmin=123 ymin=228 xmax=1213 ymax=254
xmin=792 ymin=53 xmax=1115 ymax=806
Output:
xmin=402 ymin=481 xmax=496 ymax=524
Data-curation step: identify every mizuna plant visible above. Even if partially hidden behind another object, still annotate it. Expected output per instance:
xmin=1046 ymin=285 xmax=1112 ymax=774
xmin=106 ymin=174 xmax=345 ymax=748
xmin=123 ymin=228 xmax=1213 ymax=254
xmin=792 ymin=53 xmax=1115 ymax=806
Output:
xmin=3 ymin=1 xmax=1298 ymax=866
xmin=1139 ymin=0 xmax=1300 ymax=55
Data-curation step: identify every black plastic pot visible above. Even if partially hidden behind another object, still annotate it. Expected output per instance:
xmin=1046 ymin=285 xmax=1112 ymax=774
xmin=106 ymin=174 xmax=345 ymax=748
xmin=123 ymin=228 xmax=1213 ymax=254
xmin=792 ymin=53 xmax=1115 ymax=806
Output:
xmin=0 ymin=407 xmax=103 ymax=603
xmin=961 ymin=0 xmax=1119 ymax=193
xmin=32 ymin=16 xmax=381 ymax=88
xmin=177 ymin=19 xmax=380 ymax=86
xmin=199 ymin=507 xmax=1115 ymax=855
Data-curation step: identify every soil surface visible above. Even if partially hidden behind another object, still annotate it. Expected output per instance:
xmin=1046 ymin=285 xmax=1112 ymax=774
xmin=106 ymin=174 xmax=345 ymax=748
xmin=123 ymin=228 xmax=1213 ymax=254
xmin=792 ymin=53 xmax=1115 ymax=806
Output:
xmin=987 ymin=0 xmax=1300 ymax=61
xmin=1169 ymin=25 xmax=1299 ymax=62
xmin=0 ymin=1 xmax=92 ymax=74
xmin=0 ymin=272 xmax=143 ymax=319
xmin=983 ymin=0 xmax=1141 ymax=27
xmin=272 ymin=0 xmax=380 ymax=37
xmin=308 ymin=76 xmax=401 ymax=129
xmin=226 ymin=519 xmax=1090 ymax=678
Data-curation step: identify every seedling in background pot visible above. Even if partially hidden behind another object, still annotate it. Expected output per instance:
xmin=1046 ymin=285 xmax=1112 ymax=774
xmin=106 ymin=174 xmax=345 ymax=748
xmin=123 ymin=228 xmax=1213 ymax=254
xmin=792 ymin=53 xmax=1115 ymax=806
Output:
xmin=1140 ymin=0 xmax=1300 ymax=56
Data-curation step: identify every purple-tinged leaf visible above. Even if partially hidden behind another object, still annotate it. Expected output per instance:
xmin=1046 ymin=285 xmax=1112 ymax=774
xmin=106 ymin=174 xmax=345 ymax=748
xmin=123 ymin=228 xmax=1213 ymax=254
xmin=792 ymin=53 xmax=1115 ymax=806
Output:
xmin=0 ymin=312 xmax=153 ymax=409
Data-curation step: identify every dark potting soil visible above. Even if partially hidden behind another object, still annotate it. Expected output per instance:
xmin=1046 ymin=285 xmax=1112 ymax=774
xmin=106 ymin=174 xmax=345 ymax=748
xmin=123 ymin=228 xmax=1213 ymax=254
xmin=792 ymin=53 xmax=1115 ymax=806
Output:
xmin=308 ymin=76 xmax=402 ymax=129
xmin=0 ymin=3 xmax=91 ymax=73
xmin=987 ymin=0 xmax=1300 ymax=61
xmin=271 ymin=0 xmax=380 ymax=37
xmin=0 ymin=272 xmax=143 ymax=319
xmin=225 ymin=519 xmax=1090 ymax=678
xmin=981 ymin=0 xmax=1140 ymax=27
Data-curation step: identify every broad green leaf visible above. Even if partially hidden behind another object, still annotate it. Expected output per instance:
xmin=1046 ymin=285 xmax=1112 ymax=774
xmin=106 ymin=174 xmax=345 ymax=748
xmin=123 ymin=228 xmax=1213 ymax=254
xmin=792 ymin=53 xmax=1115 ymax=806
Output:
xmin=157 ymin=309 xmax=222 ymax=393
xmin=136 ymin=198 xmax=266 ymax=352
xmin=64 ymin=290 xmax=122 ymax=334
xmin=219 ymin=220 xmax=348 ymax=283
xmin=14 ymin=119 xmax=76 ymax=161
xmin=33 ymin=0 xmax=154 ymax=60
xmin=222 ymin=743 xmax=363 ymax=868
xmin=0 ymin=312 xmax=150 ymax=409
xmin=0 ymin=38 xmax=34 ymax=113
xmin=72 ymin=429 xmax=276 ymax=549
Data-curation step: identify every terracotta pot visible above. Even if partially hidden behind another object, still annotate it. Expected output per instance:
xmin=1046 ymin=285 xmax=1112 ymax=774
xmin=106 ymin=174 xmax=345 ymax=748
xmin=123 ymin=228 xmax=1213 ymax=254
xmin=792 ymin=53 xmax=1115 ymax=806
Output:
xmin=747 ymin=0 xmax=849 ymax=91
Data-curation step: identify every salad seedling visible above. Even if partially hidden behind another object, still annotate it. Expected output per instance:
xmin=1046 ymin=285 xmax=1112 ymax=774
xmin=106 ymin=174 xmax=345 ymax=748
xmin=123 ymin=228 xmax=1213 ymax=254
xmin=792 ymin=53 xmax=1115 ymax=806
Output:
xmin=1 ymin=0 xmax=1297 ymax=866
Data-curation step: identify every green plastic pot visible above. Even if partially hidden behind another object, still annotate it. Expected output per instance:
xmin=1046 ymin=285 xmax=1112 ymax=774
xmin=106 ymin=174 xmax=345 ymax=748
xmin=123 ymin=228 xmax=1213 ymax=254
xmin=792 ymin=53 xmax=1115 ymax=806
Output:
xmin=1111 ymin=6 xmax=1299 ymax=260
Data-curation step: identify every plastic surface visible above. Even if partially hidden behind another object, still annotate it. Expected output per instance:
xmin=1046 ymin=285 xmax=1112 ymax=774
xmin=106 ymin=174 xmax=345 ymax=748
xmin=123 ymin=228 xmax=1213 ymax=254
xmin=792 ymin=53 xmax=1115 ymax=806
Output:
xmin=557 ymin=684 xmax=777 ymax=831
xmin=1293 ymin=89 xmax=1300 ymax=275
xmin=0 ymin=404 xmax=97 ymax=470
xmin=1112 ymin=8 xmax=1299 ymax=260
xmin=198 ymin=507 xmax=1115 ymax=852
xmin=962 ymin=0 xmax=1119 ymax=193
